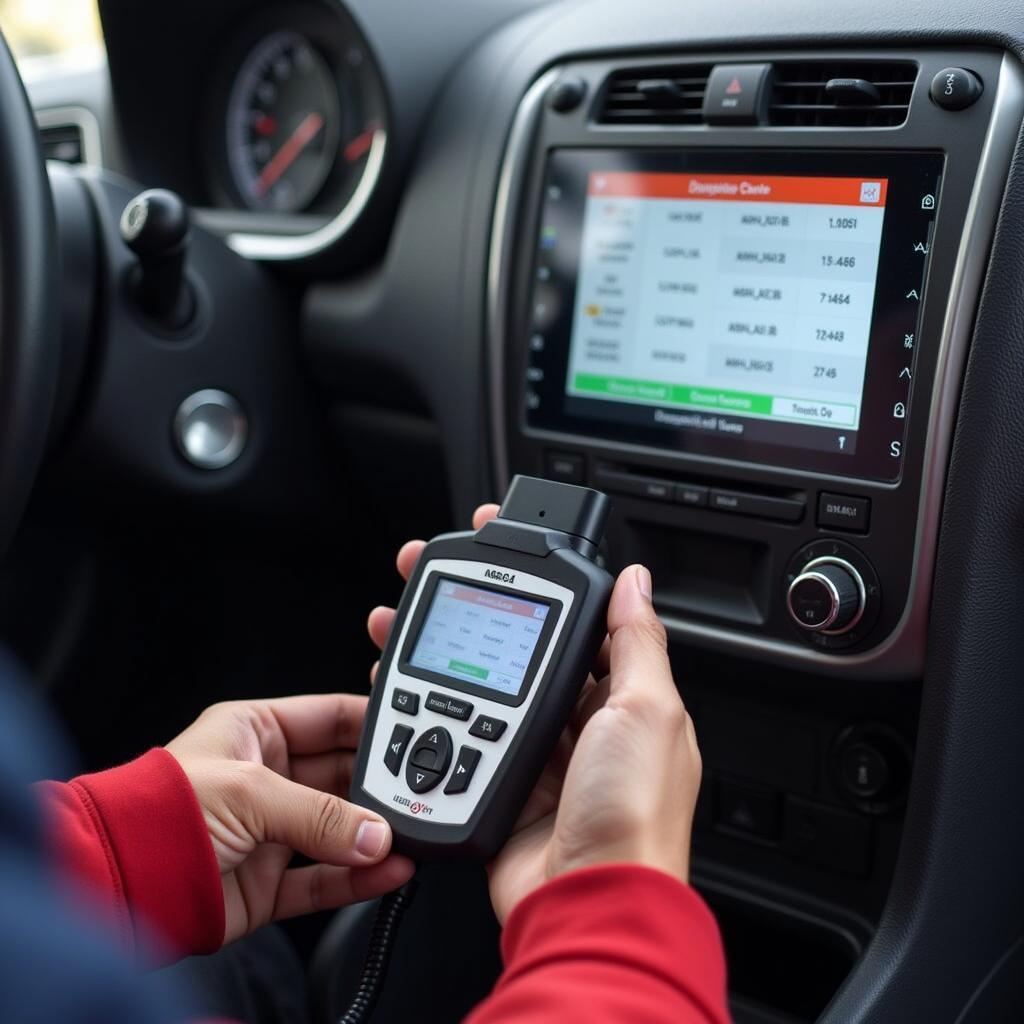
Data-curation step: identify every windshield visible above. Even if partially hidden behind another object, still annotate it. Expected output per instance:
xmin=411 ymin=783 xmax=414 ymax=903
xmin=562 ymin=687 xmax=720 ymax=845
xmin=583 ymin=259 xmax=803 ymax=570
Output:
xmin=0 ymin=0 xmax=103 ymax=79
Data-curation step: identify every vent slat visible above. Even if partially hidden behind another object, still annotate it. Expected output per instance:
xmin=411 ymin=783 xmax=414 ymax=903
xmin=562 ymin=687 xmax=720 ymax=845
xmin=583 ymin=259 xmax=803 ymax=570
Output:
xmin=770 ymin=103 xmax=909 ymax=111
xmin=774 ymin=81 xmax=914 ymax=89
xmin=607 ymin=91 xmax=707 ymax=100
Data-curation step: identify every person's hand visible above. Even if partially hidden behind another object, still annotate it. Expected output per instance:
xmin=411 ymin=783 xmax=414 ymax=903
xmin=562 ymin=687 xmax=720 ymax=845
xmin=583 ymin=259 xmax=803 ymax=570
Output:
xmin=367 ymin=506 xmax=700 ymax=925
xmin=487 ymin=563 xmax=699 ymax=921
xmin=166 ymin=694 xmax=416 ymax=944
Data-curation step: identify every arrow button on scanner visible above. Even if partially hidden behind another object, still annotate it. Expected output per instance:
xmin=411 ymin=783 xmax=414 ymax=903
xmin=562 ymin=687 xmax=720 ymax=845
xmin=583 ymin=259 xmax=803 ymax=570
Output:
xmin=406 ymin=764 xmax=441 ymax=794
xmin=444 ymin=746 xmax=482 ymax=795
xmin=384 ymin=723 xmax=415 ymax=776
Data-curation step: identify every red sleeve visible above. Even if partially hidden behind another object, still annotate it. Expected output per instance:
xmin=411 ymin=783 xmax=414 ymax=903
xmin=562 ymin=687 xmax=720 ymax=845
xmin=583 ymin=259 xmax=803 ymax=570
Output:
xmin=35 ymin=748 xmax=225 ymax=966
xmin=467 ymin=864 xmax=729 ymax=1024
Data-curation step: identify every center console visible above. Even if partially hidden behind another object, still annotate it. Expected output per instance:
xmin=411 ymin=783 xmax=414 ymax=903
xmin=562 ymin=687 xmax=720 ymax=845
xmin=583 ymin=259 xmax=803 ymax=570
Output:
xmin=492 ymin=48 xmax=1020 ymax=678
xmin=488 ymin=47 xmax=1021 ymax=1020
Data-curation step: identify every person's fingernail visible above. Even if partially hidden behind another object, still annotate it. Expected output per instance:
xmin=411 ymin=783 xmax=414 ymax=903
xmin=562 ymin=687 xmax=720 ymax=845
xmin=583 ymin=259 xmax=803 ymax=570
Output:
xmin=356 ymin=820 xmax=388 ymax=858
xmin=636 ymin=565 xmax=653 ymax=599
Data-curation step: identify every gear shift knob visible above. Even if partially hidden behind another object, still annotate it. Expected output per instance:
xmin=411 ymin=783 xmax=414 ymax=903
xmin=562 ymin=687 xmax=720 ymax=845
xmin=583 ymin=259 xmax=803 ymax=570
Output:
xmin=120 ymin=189 xmax=194 ymax=328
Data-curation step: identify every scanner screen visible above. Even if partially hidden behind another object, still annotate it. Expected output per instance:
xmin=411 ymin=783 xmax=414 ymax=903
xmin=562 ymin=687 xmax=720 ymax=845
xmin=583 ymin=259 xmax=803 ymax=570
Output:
xmin=408 ymin=579 xmax=550 ymax=697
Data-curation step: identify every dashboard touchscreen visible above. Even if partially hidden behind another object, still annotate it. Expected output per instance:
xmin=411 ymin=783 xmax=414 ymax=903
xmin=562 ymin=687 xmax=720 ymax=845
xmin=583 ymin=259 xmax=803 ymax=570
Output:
xmin=523 ymin=150 xmax=943 ymax=481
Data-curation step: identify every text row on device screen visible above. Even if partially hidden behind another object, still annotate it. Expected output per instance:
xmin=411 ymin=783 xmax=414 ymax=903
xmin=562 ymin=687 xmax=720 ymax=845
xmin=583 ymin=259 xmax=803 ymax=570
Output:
xmin=565 ymin=172 xmax=889 ymax=433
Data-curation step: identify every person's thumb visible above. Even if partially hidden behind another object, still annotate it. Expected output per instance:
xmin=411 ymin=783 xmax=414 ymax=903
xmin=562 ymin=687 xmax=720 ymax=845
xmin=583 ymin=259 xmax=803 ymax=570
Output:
xmin=606 ymin=564 xmax=675 ymax=703
xmin=245 ymin=764 xmax=393 ymax=865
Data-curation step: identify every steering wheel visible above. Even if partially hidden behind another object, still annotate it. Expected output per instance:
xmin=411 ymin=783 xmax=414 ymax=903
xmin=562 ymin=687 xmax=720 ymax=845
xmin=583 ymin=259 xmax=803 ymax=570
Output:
xmin=0 ymin=32 xmax=60 ymax=556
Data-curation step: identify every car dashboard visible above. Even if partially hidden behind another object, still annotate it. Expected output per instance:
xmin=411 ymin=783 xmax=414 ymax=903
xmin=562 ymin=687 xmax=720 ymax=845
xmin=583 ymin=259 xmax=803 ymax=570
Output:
xmin=15 ymin=0 xmax=1024 ymax=1022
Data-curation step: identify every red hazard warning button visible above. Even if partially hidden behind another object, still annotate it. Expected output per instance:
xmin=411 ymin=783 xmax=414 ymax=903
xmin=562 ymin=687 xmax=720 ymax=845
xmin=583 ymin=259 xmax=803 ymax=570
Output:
xmin=703 ymin=63 xmax=772 ymax=124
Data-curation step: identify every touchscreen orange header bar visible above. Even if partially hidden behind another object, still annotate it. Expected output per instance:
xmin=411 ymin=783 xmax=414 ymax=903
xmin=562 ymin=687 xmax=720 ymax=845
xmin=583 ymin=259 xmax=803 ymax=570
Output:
xmin=587 ymin=172 xmax=888 ymax=206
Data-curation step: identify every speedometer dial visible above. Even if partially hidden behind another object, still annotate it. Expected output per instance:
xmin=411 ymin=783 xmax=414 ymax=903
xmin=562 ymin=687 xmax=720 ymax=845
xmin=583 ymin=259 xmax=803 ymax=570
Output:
xmin=226 ymin=31 xmax=341 ymax=212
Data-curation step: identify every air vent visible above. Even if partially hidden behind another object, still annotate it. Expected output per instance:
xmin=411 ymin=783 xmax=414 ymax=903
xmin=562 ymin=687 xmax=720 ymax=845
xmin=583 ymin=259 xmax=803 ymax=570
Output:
xmin=39 ymin=122 xmax=85 ymax=164
xmin=769 ymin=61 xmax=917 ymax=127
xmin=596 ymin=64 xmax=713 ymax=125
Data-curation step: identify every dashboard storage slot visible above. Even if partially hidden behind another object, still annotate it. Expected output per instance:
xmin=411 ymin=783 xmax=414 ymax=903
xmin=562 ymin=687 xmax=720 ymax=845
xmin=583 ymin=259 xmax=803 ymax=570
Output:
xmin=626 ymin=523 xmax=770 ymax=626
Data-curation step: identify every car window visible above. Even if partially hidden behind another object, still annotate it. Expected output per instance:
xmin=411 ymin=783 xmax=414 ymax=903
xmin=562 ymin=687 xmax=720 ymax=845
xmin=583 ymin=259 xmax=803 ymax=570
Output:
xmin=0 ymin=0 xmax=103 ymax=79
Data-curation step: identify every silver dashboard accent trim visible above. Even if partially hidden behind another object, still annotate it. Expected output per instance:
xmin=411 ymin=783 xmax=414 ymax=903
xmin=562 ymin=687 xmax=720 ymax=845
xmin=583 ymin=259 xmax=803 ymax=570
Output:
xmin=174 ymin=389 xmax=248 ymax=470
xmin=486 ymin=54 xmax=1024 ymax=678
xmin=224 ymin=127 xmax=386 ymax=261
xmin=35 ymin=105 xmax=103 ymax=167
xmin=488 ymin=69 xmax=560 ymax=494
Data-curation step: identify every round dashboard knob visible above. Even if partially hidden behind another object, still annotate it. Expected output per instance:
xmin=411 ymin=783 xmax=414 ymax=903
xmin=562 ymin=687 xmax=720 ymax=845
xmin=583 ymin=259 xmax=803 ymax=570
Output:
xmin=174 ymin=389 xmax=247 ymax=470
xmin=787 ymin=558 xmax=865 ymax=635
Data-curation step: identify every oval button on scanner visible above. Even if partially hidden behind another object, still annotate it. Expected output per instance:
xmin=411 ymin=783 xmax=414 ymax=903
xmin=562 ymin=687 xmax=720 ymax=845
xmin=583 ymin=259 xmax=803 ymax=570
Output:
xmin=469 ymin=715 xmax=507 ymax=741
xmin=407 ymin=727 xmax=453 ymax=783
xmin=425 ymin=691 xmax=473 ymax=721
xmin=405 ymin=725 xmax=451 ymax=793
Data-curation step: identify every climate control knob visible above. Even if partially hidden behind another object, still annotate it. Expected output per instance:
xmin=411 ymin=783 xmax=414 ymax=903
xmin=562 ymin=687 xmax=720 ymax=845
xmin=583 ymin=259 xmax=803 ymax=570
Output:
xmin=787 ymin=558 xmax=866 ymax=635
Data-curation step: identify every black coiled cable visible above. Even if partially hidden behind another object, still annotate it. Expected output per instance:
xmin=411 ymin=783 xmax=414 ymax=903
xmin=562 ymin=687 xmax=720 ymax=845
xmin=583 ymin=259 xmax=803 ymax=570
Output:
xmin=336 ymin=877 xmax=419 ymax=1024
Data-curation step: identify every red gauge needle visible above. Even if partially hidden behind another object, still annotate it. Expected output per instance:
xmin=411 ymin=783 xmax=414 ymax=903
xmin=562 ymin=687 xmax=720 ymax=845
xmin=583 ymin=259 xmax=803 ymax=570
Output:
xmin=254 ymin=111 xmax=325 ymax=197
xmin=343 ymin=125 xmax=377 ymax=164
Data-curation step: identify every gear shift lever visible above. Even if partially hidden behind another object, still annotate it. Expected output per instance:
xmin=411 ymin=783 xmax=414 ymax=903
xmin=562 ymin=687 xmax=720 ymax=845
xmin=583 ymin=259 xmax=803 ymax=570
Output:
xmin=119 ymin=188 xmax=194 ymax=329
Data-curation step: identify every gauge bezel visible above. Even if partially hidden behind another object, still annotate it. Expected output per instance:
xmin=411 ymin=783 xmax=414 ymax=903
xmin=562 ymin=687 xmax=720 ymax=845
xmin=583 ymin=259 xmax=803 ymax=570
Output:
xmin=202 ymin=0 xmax=389 ymax=259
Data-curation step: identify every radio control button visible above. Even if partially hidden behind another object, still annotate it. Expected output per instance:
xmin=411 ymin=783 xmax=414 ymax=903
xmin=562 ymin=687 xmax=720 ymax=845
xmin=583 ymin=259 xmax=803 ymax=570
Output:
xmin=469 ymin=715 xmax=507 ymax=741
xmin=545 ymin=451 xmax=584 ymax=485
xmin=444 ymin=746 xmax=482 ymax=795
xmin=787 ymin=559 xmax=865 ymax=634
xmin=426 ymin=691 xmax=473 ymax=721
xmin=817 ymin=493 xmax=871 ymax=533
xmin=406 ymin=766 xmax=441 ymax=794
xmin=675 ymin=483 xmax=710 ymax=508
xmin=633 ymin=477 xmax=672 ymax=501
xmin=929 ymin=68 xmax=983 ymax=111
xmin=384 ymin=724 xmax=415 ymax=776
xmin=594 ymin=467 xmax=674 ymax=502
xmin=391 ymin=689 xmax=419 ymax=715
xmin=710 ymin=489 xmax=805 ymax=523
